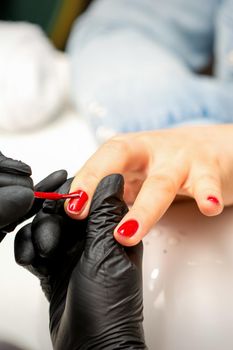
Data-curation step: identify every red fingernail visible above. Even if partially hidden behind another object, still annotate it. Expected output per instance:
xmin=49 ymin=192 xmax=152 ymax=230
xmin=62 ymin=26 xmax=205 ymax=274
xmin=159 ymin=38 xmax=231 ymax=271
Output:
xmin=67 ymin=190 xmax=88 ymax=214
xmin=117 ymin=219 xmax=139 ymax=237
xmin=207 ymin=196 xmax=220 ymax=205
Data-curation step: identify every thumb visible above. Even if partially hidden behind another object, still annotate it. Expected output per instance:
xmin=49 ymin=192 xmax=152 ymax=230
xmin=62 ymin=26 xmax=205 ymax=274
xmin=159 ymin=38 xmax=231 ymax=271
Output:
xmin=0 ymin=186 xmax=34 ymax=230
xmin=85 ymin=174 xmax=128 ymax=252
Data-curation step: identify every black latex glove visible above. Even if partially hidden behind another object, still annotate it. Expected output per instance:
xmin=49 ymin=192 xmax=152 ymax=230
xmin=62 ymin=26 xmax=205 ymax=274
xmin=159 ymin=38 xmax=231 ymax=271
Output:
xmin=0 ymin=341 xmax=24 ymax=350
xmin=15 ymin=174 xmax=147 ymax=349
xmin=0 ymin=151 xmax=68 ymax=242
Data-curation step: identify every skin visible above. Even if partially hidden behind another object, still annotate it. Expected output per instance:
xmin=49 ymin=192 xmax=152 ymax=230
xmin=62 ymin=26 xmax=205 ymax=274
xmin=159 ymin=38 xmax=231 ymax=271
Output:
xmin=65 ymin=124 xmax=233 ymax=246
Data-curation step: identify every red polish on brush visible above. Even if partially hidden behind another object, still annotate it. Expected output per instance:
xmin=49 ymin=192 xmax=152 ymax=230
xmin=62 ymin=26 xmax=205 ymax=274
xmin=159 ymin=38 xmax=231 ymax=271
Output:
xmin=34 ymin=191 xmax=81 ymax=200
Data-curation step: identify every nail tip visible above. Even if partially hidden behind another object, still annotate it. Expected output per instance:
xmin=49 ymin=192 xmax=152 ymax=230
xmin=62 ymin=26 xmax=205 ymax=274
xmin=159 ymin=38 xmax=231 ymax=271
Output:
xmin=117 ymin=219 xmax=139 ymax=238
xmin=67 ymin=189 xmax=88 ymax=214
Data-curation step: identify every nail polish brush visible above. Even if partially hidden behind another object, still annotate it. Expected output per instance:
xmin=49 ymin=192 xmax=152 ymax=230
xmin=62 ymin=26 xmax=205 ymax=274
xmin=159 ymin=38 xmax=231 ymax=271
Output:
xmin=34 ymin=191 xmax=81 ymax=200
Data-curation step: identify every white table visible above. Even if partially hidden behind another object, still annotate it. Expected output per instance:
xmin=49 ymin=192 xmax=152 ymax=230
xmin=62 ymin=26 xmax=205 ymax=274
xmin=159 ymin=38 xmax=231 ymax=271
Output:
xmin=143 ymin=201 xmax=233 ymax=350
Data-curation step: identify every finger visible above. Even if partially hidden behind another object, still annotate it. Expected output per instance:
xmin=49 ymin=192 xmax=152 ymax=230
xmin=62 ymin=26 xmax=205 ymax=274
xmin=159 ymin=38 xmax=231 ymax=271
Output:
xmin=85 ymin=174 xmax=128 ymax=254
xmin=84 ymin=174 xmax=140 ymax=290
xmin=0 ymin=173 xmax=33 ymax=188
xmin=87 ymin=174 xmax=144 ymax=272
xmin=190 ymin=166 xmax=223 ymax=216
xmin=65 ymin=137 xmax=148 ymax=219
xmin=42 ymin=178 xmax=73 ymax=214
xmin=123 ymin=178 xmax=143 ymax=204
xmin=15 ymin=223 xmax=36 ymax=266
xmin=0 ymin=186 xmax=34 ymax=230
xmin=24 ymin=170 xmax=68 ymax=220
xmin=34 ymin=170 xmax=68 ymax=192
xmin=114 ymin=167 xmax=185 ymax=246
xmin=32 ymin=211 xmax=64 ymax=258
xmin=32 ymin=179 xmax=74 ymax=258
xmin=0 ymin=152 xmax=31 ymax=176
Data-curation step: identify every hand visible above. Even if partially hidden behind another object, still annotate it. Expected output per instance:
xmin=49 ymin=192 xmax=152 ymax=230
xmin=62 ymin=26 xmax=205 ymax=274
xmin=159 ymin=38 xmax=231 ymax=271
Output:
xmin=0 ymin=151 xmax=33 ymax=242
xmin=64 ymin=125 xmax=233 ymax=246
xmin=15 ymin=175 xmax=146 ymax=349
xmin=0 ymin=151 xmax=68 ymax=242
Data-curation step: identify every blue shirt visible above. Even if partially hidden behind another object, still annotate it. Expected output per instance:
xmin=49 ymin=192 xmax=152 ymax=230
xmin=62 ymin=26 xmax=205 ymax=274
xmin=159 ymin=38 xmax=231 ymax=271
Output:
xmin=67 ymin=0 xmax=233 ymax=139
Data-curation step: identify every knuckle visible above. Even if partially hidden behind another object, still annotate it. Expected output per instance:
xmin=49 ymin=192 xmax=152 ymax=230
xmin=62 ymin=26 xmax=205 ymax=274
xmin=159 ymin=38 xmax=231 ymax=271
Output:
xmin=135 ymin=203 xmax=153 ymax=218
xmin=79 ymin=170 xmax=99 ymax=189
xmin=149 ymin=174 xmax=177 ymax=194
xmin=71 ymin=167 xmax=100 ymax=192
xmin=103 ymin=137 xmax=129 ymax=156
xmin=196 ymin=174 xmax=220 ymax=188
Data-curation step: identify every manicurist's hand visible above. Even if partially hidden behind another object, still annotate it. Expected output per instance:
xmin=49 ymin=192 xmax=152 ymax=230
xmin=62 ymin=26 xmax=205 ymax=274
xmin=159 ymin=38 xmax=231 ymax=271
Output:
xmin=65 ymin=124 xmax=233 ymax=246
xmin=0 ymin=151 xmax=33 ymax=242
xmin=15 ymin=175 xmax=146 ymax=350
xmin=0 ymin=151 xmax=68 ymax=243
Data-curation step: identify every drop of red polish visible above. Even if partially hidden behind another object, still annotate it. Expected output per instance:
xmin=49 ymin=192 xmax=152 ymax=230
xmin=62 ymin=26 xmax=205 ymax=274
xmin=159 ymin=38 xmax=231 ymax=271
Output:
xmin=207 ymin=196 xmax=220 ymax=205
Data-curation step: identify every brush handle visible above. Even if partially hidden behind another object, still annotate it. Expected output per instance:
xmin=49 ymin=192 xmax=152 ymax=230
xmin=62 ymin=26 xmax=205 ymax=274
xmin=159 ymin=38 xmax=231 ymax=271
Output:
xmin=34 ymin=191 xmax=81 ymax=200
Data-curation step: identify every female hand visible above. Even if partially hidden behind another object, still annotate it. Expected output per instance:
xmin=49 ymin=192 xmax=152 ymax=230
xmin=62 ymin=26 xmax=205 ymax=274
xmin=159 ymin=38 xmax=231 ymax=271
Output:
xmin=65 ymin=124 xmax=233 ymax=246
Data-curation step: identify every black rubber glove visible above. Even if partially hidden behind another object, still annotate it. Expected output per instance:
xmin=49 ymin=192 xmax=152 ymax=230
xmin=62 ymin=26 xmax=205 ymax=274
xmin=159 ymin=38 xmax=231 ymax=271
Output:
xmin=0 ymin=151 xmax=33 ymax=242
xmin=0 ymin=151 xmax=68 ymax=242
xmin=15 ymin=174 xmax=147 ymax=349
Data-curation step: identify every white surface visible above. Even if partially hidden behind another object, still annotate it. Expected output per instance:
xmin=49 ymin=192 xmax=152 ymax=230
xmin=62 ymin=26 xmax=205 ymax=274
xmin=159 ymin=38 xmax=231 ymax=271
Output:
xmin=143 ymin=201 xmax=233 ymax=350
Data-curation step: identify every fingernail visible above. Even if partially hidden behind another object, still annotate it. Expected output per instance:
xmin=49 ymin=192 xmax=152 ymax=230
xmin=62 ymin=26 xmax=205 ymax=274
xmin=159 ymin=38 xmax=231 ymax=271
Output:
xmin=207 ymin=196 xmax=220 ymax=205
xmin=67 ymin=190 xmax=88 ymax=214
xmin=117 ymin=219 xmax=139 ymax=237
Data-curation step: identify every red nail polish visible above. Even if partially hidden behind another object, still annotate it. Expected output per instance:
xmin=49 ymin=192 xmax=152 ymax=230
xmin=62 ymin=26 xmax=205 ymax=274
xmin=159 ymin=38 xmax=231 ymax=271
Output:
xmin=67 ymin=190 xmax=88 ymax=214
xmin=207 ymin=196 xmax=220 ymax=205
xmin=117 ymin=219 xmax=139 ymax=237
